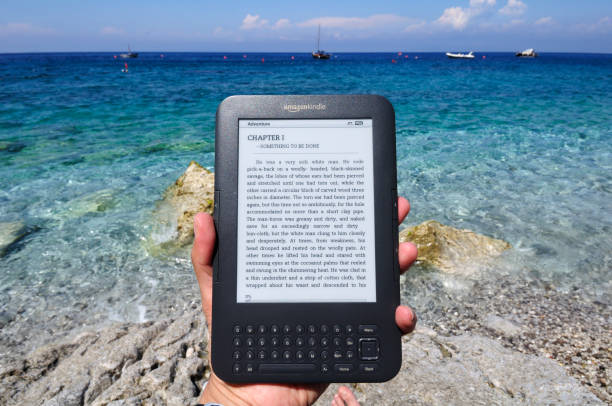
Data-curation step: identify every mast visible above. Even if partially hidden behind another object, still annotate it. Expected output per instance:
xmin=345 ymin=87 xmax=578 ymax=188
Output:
xmin=317 ymin=24 xmax=321 ymax=51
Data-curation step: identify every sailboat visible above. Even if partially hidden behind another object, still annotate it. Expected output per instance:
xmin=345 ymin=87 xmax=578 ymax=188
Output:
xmin=120 ymin=45 xmax=138 ymax=59
xmin=312 ymin=25 xmax=330 ymax=59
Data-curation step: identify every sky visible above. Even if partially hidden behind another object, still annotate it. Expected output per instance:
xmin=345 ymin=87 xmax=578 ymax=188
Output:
xmin=1 ymin=0 xmax=611 ymax=53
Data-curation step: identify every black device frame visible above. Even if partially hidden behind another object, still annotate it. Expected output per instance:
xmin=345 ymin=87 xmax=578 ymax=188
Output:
xmin=212 ymin=95 xmax=400 ymax=383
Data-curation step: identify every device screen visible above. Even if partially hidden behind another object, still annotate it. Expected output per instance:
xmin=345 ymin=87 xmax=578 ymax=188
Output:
xmin=237 ymin=119 xmax=376 ymax=303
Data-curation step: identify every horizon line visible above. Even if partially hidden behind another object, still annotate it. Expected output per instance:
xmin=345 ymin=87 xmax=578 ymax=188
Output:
xmin=1 ymin=50 xmax=611 ymax=55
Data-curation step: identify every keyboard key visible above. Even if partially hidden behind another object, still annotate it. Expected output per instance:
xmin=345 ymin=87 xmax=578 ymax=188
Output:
xmin=271 ymin=324 xmax=280 ymax=334
xmin=271 ymin=337 xmax=280 ymax=347
xmin=258 ymin=337 xmax=266 ymax=347
xmin=359 ymin=338 xmax=379 ymax=360
xmin=320 ymin=337 xmax=329 ymax=347
xmin=233 ymin=350 xmax=241 ymax=361
xmin=259 ymin=364 xmax=316 ymax=373
xmin=283 ymin=324 xmax=292 ymax=334
xmin=333 ymin=350 xmax=343 ymax=360
xmin=333 ymin=337 xmax=342 ymax=347
xmin=320 ymin=324 xmax=329 ymax=334
xmin=346 ymin=350 xmax=355 ymax=360
xmin=283 ymin=350 xmax=292 ymax=360
xmin=233 ymin=337 xmax=241 ymax=347
xmin=346 ymin=325 xmax=354 ymax=334
xmin=246 ymin=325 xmax=255 ymax=334
xmin=246 ymin=350 xmax=254 ymax=360
xmin=246 ymin=337 xmax=254 ymax=347
xmin=333 ymin=325 xmax=342 ymax=335
xmin=358 ymin=325 xmax=378 ymax=334
xmin=321 ymin=363 xmax=330 ymax=373
xmin=258 ymin=325 xmax=266 ymax=334
xmin=233 ymin=325 xmax=242 ymax=334
xmin=246 ymin=363 xmax=255 ymax=373
xmin=283 ymin=336 xmax=292 ymax=347
xmin=296 ymin=350 xmax=305 ymax=361
xmin=308 ymin=325 xmax=316 ymax=334
xmin=360 ymin=364 xmax=378 ymax=373
xmin=233 ymin=363 xmax=241 ymax=374
xmin=334 ymin=364 xmax=353 ymax=373
xmin=295 ymin=324 xmax=304 ymax=334
xmin=321 ymin=350 xmax=329 ymax=360
xmin=346 ymin=337 xmax=355 ymax=346
xmin=258 ymin=350 xmax=266 ymax=360
xmin=307 ymin=337 xmax=316 ymax=347
xmin=295 ymin=337 xmax=304 ymax=347
xmin=271 ymin=350 xmax=280 ymax=360
xmin=308 ymin=350 xmax=316 ymax=360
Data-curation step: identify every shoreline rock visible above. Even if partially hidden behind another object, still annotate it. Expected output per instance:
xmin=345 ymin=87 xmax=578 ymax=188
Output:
xmin=399 ymin=220 xmax=511 ymax=274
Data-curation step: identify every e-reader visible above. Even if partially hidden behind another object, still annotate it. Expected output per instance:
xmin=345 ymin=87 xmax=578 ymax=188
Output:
xmin=211 ymin=95 xmax=401 ymax=383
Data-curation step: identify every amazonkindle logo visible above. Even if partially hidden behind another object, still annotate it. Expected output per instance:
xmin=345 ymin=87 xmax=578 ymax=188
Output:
xmin=283 ymin=103 xmax=327 ymax=113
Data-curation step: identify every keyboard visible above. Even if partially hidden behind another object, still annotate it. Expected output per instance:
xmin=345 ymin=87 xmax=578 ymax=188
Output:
xmin=231 ymin=323 xmax=380 ymax=375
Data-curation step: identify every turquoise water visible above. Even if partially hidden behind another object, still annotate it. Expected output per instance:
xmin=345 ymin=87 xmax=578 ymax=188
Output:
xmin=0 ymin=53 xmax=611 ymax=352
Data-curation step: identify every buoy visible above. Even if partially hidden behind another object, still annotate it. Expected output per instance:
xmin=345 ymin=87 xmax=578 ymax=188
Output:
xmin=113 ymin=55 xmax=117 ymax=59
xmin=404 ymin=55 xmax=409 ymax=58
xmin=414 ymin=56 xmax=419 ymax=59
xmin=482 ymin=55 xmax=486 ymax=59
xmin=291 ymin=55 xmax=295 ymax=60
xmin=223 ymin=55 xmax=227 ymax=60
xmin=398 ymin=51 xmax=402 ymax=56
xmin=261 ymin=57 xmax=265 ymax=63
xmin=122 ymin=62 xmax=128 ymax=73
xmin=391 ymin=59 xmax=397 ymax=63
xmin=243 ymin=54 xmax=247 ymax=58
xmin=160 ymin=54 xmax=164 ymax=58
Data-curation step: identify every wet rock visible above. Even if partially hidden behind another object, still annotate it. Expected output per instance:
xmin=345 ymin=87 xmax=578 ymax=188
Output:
xmin=0 ymin=222 xmax=26 ymax=257
xmin=51 ymin=189 xmax=118 ymax=220
xmin=149 ymin=161 xmax=214 ymax=252
xmin=315 ymin=326 xmax=603 ymax=405
xmin=484 ymin=314 xmax=522 ymax=337
xmin=399 ymin=220 xmax=511 ymax=274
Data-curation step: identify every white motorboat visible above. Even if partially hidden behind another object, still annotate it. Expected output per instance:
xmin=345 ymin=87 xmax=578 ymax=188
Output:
xmin=516 ymin=48 xmax=538 ymax=57
xmin=446 ymin=51 xmax=475 ymax=59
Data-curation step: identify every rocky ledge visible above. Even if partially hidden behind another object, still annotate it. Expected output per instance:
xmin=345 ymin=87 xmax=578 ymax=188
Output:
xmin=0 ymin=307 xmax=602 ymax=406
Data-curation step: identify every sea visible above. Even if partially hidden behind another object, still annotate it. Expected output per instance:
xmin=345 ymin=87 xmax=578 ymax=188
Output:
xmin=0 ymin=52 xmax=610 ymax=354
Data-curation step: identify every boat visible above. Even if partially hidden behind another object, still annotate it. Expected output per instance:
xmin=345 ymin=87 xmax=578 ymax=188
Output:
xmin=446 ymin=51 xmax=475 ymax=59
xmin=516 ymin=48 xmax=537 ymax=57
xmin=120 ymin=45 xmax=138 ymax=59
xmin=312 ymin=25 xmax=330 ymax=60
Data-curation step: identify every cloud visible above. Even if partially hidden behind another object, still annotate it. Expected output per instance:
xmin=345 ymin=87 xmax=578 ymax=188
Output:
xmin=470 ymin=0 xmax=496 ymax=7
xmin=436 ymin=7 xmax=471 ymax=30
xmin=435 ymin=0 xmax=497 ymax=30
xmin=534 ymin=16 xmax=553 ymax=26
xmin=404 ymin=21 xmax=427 ymax=33
xmin=273 ymin=18 xmax=290 ymax=29
xmin=241 ymin=14 xmax=269 ymax=30
xmin=100 ymin=26 xmax=125 ymax=36
xmin=0 ymin=22 xmax=54 ymax=35
xmin=499 ymin=0 xmax=527 ymax=16
xmin=298 ymin=14 xmax=409 ymax=30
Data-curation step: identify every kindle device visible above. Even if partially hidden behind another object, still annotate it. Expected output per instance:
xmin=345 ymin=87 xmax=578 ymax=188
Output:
xmin=211 ymin=95 xmax=401 ymax=383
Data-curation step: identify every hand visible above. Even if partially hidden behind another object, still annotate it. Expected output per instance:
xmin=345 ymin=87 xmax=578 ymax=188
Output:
xmin=192 ymin=197 xmax=418 ymax=406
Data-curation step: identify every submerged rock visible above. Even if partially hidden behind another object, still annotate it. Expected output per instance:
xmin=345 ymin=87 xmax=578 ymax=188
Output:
xmin=149 ymin=161 xmax=214 ymax=253
xmin=0 ymin=222 xmax=26 ymax=257
xmin=51 ymin=189 xmax=118 ymax=220
xmin=399 ymin=220 xmax=511 ymax=274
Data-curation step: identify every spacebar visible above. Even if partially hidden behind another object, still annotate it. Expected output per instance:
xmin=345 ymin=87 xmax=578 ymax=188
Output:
xmin=259 ymin=364 xmax=316 ymax=373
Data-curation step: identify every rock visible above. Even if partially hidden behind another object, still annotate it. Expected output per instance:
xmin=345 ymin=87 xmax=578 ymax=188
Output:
xmin=51 ymin=189 xmax=118 ymax=220
xmin=0 ymin=222 xmax=26 ymax=257
xmin=149 ymin=161 xmax=214 ymax=252
xmin=484 ymin=314 xmax=522 ymax=337
xmin=1 ymin=310 xmax=209 ymax=406
xmin=315 ymin=326 xmax=603 ymax=406
xmin=399 ymin=220 xmax=511 ymax=274
xmin=3 ymin=308 xmax=602 ymax=406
